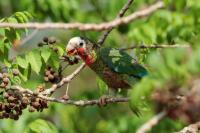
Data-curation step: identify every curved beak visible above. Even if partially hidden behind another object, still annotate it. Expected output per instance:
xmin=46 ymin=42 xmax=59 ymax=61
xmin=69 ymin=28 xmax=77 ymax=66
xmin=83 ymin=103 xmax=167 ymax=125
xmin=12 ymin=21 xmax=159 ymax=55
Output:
xmin=66 ymin=45 xmax=77 ymax=56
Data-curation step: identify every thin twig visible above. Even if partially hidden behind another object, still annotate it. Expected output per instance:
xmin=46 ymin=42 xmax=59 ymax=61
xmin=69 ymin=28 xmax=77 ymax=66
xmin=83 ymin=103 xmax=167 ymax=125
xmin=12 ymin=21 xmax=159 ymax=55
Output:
xmin=97 ymin=0 xmax=134 ymax=46
xmin=65 ymin=83 xmax=69 ymax=96
xmin=120 ymin=44 xmax=190 ymax=50
xmin=136 ymin=110 xmax=167 ymax=133
xmin=0 ymin=1 xmax=164 ymax=31
xmin=174 ymin=122 xmax=200 ymax=133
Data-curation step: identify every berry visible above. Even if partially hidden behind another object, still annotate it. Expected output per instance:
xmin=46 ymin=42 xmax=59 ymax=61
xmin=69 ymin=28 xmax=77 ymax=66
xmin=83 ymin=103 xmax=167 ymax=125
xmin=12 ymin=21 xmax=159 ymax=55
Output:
xmin=0 ymin=103 xmax=3 ymax=111
xmin=48 ymin=74 xmax=54 ymax=80
xmin=3 ymin=112 xmax=9 ymax=118
xmin=9 ymin=103 xmax=16 ymax=108
xmin=0 ymin=83 xmax=6 ymax=88
xmin=32 ymin=102 xmax=40 ymax=109
xmin=7 ymin=90 xmax=14 ymax=96
xmin=17 ymin=110 xmax=22 ymax=115
xmin=13 ymin=69 xmax=19 ymax=76
xmin=53 ymin=48 xmax=58 ymax=53
xmin=61 ymin=95 xmax=70 ymax=101
xmin=36 ymin=85 xmax=44 ymax=92
xmin=3 ymin=93 xmax=9 ymax=99
xmin=40 ymin=100 xmax=48 ymax=108
xmin=3 ymin=77 xmax=9 ymax=84
xmin=48 ymin=37 xmax=56 ymax=44
xmin=5 ymin=105 xmax=11 ymax=113
xmin=28 ymin=106 xmax=35 ymax=112
xmin=44 ymin=76 xmax=49 ymax=82
xmin=45 ymin=70 xmax=51 ymax=76
xmin=13 ymin=114 xmax=19 ymax=120
xmin=43 ymin=37 xmax=49 ymax=43
xmin=38 ymin=42 xmax=44 ymax=47
xmin=22 ymin=97 xmax=29 ymax=105
xmin=14 ymin=106 xmax=20 ymax=112
xmin=7 ymin=96 xmax=16 ymax=103
xmin=2 ymin=73 xmax=8 ymax=78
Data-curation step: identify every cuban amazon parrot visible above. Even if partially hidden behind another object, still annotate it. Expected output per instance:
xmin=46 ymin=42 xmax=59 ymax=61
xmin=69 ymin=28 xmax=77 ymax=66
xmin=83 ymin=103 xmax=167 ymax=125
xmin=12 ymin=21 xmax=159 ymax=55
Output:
xmin=66 ymin=37 xmax=147 ymax=113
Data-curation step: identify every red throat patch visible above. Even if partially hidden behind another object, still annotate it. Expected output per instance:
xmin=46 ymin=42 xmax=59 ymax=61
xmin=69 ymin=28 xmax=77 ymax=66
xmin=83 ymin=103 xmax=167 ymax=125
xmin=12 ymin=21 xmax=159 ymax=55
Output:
xmin=76 ymin=48 xmax=95 ymax=65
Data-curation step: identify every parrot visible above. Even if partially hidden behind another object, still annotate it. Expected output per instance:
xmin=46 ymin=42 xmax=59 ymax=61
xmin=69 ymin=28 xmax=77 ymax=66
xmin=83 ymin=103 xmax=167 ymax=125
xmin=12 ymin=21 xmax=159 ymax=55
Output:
xmin=66 ymin=37 xmax=147 ymax=113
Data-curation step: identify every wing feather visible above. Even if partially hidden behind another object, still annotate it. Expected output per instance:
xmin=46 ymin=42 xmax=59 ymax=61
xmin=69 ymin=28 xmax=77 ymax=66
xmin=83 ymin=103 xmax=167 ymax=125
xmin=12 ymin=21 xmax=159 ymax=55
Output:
xmin=99 ymin=48 xmax=147 ymax=78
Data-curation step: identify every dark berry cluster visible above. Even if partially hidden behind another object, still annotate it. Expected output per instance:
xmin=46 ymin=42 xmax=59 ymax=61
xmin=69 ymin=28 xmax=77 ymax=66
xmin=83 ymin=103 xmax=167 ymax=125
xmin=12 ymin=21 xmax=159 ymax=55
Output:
xmin=0 ymin=69 xmax=20 ymax=88
xmin=44 ymin=66 xmax=61 ymax=83
xmin=0 ymin=88 xmax=48 ymax=120
xmin=0 ymin=69 xmax=49 ymax=120
xmin=29 ymin=96 xmax=48 ymax=113
xmin=38 ymin=37 xmax=58 ymax=53
xmin=0 ymin=90 xmax=25 ymax=120
xmin=0 ymin=73 xmax=10 ymax=88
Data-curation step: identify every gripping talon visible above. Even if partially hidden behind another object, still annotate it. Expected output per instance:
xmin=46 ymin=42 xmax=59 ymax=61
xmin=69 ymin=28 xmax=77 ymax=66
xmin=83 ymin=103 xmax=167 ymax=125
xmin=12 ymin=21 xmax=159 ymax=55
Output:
xmin=61 ymin=95 xmax=70 ymax=101
xmin=98 ymin=95 xmax=110 ymax=106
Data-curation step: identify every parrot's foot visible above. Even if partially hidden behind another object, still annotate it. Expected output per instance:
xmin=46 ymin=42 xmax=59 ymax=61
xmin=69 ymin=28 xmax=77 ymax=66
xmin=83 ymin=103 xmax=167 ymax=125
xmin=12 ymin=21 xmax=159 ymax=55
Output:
xmin=98 ymin=95 xmax=111 ymax=107
xmin=61 ymin=94 xmax=70 ymax=101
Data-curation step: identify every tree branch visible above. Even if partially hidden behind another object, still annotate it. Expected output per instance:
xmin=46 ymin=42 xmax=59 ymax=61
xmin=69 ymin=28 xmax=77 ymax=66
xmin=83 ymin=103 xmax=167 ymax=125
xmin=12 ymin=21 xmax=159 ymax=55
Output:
xmin=46 ymin=97 xmax=129 ymax=106
xmin=0 ymin=1 xmax=164 ymax=31
xmin=9 ymin=85 xmax=129 ymax=106
xmin=136 ymin=110 xmax=167 ymax=133
xmin=97 ymin=0 xmax=134 ymax=46
xmin=120 ymin=44 xmax=190 ymax=50
xmin=174 ymin=122 xmax=200 ymax=133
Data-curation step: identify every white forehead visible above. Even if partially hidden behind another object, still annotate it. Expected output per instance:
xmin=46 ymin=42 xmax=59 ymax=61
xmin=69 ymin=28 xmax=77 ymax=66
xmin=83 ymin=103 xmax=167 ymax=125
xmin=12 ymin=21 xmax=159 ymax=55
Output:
xmin=68 ymin=37 xmax=83 ymax=44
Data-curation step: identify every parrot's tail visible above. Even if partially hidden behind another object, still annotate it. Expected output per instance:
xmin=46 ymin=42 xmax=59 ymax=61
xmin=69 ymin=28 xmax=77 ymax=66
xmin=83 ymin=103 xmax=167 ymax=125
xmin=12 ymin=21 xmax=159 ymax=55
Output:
xmin=131 ymin=64 xmax=148 ymax=79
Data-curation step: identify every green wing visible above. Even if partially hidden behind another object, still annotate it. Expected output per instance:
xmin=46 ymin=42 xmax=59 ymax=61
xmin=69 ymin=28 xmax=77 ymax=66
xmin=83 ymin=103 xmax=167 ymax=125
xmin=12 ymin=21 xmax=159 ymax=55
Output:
xmin=99 ymin=48 xmax=147 ymax=78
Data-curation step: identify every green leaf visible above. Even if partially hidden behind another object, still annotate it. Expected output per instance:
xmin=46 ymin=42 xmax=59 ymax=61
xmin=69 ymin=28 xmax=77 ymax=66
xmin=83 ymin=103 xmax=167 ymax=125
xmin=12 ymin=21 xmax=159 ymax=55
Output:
xmin=7 ymin=17 xmax=18 ymax=23
xmin=26 ymin=50 xmax=42 ymax=74
xmin=3 ymin=59 xmax=11 ymax=68
xmin=14 ymin=12 xmax=28 ymax=23
xmin=40 ymin=47 xmax=51 ymax=63
xmin=16 ymin=56 xmax=29 ymax=69
xmin=55 ymin=45 xmax=64 ymax=56
xmin=24 ymin=119 xmax=58 ymax=133
xmin=48 ymin=52 xmax=60 ymax=70
xmin=96 ymin=76 xmax=108 ymax=95
xmin=11 ymin=76 xmax=21 ymax=85
xmin=23 ymin=11 xmax=33 ymax=19
xmin=0 ymin=42 xmax=10 ymax=61
xmin=0 ymin=39 xmax=5 ymax=53
xmin=5 ymin=28 xmax=20 ymax=41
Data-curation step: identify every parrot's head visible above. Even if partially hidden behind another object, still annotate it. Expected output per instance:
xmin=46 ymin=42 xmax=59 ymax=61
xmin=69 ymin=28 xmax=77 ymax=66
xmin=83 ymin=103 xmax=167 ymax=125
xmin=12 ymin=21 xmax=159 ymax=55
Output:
xmin=66 ymin=37 xmax=96 ymax=65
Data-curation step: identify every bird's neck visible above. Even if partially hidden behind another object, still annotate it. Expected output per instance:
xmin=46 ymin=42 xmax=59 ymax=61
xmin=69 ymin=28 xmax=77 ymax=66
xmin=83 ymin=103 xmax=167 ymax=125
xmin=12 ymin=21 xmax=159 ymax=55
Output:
xmin=77 ymin=49 xmax=97 ymax=65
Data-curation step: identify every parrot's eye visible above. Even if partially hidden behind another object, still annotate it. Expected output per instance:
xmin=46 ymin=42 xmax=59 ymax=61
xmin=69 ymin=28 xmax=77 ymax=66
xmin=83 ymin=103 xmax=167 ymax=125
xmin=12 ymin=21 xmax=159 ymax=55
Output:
xmin=79 ymin=42 xmax=83 ymax=47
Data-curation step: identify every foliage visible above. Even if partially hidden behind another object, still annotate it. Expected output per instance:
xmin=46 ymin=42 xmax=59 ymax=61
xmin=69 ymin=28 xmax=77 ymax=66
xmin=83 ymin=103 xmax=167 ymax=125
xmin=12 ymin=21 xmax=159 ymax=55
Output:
xmin=0 ymin=0 xmax=200 ymax=133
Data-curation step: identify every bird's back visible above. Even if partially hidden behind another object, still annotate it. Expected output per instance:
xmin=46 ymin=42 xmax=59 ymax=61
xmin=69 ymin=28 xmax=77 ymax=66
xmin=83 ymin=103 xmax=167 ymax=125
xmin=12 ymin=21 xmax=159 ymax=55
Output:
xmin=89 ymin=49 xmax=130 ymax=89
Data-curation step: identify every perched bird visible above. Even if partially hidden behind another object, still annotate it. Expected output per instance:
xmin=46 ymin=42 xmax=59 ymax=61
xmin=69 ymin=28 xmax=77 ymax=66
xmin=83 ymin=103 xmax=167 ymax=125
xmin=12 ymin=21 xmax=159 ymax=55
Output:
xmin=66 ymin=37 xmax=147 ymax=113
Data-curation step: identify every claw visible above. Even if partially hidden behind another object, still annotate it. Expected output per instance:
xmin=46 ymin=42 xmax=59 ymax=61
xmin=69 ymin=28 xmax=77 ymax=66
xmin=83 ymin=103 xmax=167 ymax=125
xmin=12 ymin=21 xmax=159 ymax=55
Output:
xmin=61 ymin=94 xmax=70 ymax=101
xmin=98 ymin=95 xmax=110 ymax=107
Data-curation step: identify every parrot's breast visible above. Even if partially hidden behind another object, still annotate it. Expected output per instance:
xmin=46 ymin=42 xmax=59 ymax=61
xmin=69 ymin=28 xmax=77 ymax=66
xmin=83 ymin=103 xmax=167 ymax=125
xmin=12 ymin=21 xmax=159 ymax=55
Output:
xmin=89 ymin=56 xmax=130 ymax=89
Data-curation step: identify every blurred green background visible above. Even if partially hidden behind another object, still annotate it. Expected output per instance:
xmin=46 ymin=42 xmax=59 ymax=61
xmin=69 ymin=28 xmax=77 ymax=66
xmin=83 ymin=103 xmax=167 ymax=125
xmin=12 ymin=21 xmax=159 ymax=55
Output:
xmin=0 ymin=0 xmax=200 ymax=133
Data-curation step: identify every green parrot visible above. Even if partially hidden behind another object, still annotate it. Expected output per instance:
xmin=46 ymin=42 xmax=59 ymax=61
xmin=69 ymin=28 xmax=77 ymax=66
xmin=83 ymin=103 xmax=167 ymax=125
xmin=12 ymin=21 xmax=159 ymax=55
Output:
xmin=66 ymin=37 xmax=147 ymax=113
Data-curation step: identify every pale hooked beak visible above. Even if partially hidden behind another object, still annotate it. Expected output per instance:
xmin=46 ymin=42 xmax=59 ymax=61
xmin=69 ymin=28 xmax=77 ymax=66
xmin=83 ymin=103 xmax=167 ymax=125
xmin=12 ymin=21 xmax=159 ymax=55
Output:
xmin=66 ymin=45 xmax=77 ymax=56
